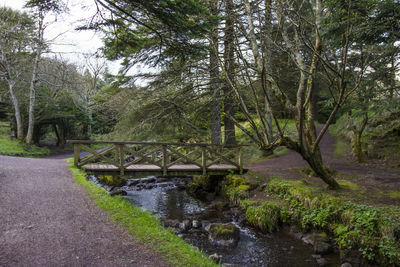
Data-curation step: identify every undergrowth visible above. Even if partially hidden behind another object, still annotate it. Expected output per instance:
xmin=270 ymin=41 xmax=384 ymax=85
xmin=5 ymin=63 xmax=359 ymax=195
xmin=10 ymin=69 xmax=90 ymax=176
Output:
xmin=67 ymin=160 xmax=217 ymax=267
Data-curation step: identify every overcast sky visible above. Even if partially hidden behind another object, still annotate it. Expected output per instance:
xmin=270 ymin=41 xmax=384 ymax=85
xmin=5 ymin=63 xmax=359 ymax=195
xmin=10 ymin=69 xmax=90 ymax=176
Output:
xmin=0 ymin=0 xmax=156 ymax=83
xmin=0 ymin=0 xmax=108 ymax=68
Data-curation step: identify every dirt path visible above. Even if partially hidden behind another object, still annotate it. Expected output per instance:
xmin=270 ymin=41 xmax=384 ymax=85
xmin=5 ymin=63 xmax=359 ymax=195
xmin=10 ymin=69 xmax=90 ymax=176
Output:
xmin=245 ymin=127 xmax=400 ymax=205
xmin=0 ymin=155 xmax=167 ymax=266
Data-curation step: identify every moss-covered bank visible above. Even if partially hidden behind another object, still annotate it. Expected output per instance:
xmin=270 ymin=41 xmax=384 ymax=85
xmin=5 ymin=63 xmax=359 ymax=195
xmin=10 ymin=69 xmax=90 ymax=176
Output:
xmin=222 ymin=174 xmax=400 ymax=266
xmin=67 ymin=160 xmax=217 ymax=267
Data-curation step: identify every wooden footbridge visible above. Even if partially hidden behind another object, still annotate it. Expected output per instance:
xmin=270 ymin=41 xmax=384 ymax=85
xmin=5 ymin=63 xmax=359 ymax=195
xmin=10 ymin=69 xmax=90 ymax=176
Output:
xmin=68 ymin=140 xmax=246 ymax=178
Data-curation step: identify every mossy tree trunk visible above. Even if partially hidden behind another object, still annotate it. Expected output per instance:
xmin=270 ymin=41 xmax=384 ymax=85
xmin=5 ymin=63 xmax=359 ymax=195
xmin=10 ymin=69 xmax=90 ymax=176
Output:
xmin=270 ymin=135 xmax=340 ymax=190
xmin=303 ymin=150 xmax=339 ymax=189
xmin=348 ymin=111 xmax=368 ymax=163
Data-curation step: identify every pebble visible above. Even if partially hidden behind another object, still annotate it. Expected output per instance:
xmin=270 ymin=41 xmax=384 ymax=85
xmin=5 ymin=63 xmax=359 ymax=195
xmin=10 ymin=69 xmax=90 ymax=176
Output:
xmin=316 ymin=257 xmax=329 ymax=266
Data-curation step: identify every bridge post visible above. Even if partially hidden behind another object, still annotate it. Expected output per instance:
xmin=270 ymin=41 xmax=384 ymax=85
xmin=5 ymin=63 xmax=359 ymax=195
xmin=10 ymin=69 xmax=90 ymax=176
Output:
xmin=162 ymin=144 xmax=167 ymax=176
xmin=73 ymin=144 xmax=80 ymax=167
xmin=117 ymin=144 xmax=125 ymax=176
xmin=201 ymin=146 xmax=206 ymax=175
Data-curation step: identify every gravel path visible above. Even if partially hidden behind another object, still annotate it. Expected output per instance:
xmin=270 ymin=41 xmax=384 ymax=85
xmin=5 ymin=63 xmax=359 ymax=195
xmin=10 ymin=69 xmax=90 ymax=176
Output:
xmin=0 ymin=155 xmax=167 ymax=266
xmin=245 ymin=126 xmax=400 ymax=204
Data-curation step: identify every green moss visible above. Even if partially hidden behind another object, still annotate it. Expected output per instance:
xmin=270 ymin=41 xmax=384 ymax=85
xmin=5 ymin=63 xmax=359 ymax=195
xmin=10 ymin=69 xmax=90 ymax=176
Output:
xmin=222 ymin=174 xmax=251 ymax=204
xmin=244 ymin=201 xmax=282 ymax=232
xmin=97 ymin=175 xmax=125 ymax=187
xmin=188 ymin=175 xmax=212 ymax=191
xmin=338 ymin=180 xmax=359 ymax=191
xmin=262 ymin=177 xmax=400 ymax=266
xmin=67 ymin=159 xmax=217 ymax=267
xmin=237 ymin=184 xmax=250 ymax=191
xmin=209 ymin=224 xmax=239 ymax=239
xmin=383 ymin=190 xmax=400 ymax=199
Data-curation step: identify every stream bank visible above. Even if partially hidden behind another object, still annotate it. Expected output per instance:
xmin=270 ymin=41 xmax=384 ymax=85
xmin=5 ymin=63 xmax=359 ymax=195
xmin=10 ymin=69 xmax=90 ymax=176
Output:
xmin=220 ymin=173 xmax=400 ymax=267
xmin=89 ymin=174 xmax=341 ymax=266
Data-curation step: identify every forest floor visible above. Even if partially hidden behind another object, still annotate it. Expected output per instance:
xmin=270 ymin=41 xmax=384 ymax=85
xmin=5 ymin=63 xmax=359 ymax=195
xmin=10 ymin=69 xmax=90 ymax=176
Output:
xmin=245 ymin=126 xmax=400 ymax=207
xmin=0 ymin=155 xmax=168 ymax=266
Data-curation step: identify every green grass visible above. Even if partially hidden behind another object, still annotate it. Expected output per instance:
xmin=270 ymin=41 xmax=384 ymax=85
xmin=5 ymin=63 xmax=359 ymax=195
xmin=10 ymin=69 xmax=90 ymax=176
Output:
xmin=0 ymin=121 xmax=50 ymax=157
xmin=381 ymin=190 xmax=400 ymax=199
xmin=333 ymin=138 xmax=351 ymax=157
xmin=337 ymin=179 xmax=359 ymax=191
xmin=66 ymin=159 xmax=217 ymax=267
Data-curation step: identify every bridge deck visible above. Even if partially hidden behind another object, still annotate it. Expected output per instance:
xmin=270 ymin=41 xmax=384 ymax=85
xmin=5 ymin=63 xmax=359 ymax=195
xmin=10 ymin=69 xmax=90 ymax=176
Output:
xmin=82 ymin=163 xmax=244 ymax=177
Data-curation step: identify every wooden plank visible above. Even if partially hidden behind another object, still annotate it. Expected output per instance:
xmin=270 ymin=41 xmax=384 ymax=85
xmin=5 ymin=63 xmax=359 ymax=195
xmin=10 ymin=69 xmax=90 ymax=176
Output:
xmin=82 ymin=163 xmax=239 ymax=172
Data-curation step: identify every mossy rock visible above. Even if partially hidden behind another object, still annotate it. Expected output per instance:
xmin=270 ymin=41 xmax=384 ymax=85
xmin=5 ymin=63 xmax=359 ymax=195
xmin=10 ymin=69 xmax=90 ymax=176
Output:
xmin=207 ymin=223 xmax=240 ymax=248
xmin=110 ymin=188 xmax=127 ymax=196
xmin=97 ymin=175 xmax=125 ymax=187
xmin=222 ymin=174 xmax=253 ymax=204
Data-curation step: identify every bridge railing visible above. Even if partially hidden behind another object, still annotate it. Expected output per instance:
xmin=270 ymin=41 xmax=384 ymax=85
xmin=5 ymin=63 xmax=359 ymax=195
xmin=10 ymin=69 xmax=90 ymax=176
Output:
xmin=66 ymin=140 xmax=245 ymax=175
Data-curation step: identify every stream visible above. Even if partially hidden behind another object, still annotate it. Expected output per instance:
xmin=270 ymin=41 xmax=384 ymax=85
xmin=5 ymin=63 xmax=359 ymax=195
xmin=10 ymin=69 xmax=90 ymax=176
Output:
xmin=89 ymin=175 xmax=340 ymax=266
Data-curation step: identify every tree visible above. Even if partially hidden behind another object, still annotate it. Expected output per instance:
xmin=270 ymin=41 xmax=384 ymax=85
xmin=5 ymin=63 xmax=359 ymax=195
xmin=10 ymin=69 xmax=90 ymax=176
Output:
xmin=326 ymin=0 xmax=400 ymax=162
xmin=91 ymin=0 xmax=214 ymax=67
xmin=0 ymin=7 xmax=35 ymax=140
xmin=24 ymin=0 xmax=64 ymax=144
xmin=80 ymin=54 xmax=107 ymax=136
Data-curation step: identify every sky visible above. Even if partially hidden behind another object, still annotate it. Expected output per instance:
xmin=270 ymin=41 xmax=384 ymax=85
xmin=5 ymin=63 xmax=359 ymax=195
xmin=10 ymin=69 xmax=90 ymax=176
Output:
xmin=0 ymin=0 xmax=113 ymax=70
xmin=0 ymin=0 xmax=156 ymax=82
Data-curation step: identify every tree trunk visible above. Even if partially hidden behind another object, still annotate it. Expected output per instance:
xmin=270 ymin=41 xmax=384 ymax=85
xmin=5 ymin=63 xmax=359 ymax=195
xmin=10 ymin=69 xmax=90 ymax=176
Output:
xmin=223 ymin=0 xmax=236 ymax=145
xmin=59 ymin=123 xmax=66 ymax=148
xmin=53 ymin=124 xmax=60 ymax=146
xmin=262 ymin=0 xmax=274 ymax=142
xmin=8 ymin=82 xmax=23 ymax=140
xmin=209 ymin=0 xmax=222 ymax=144
xmin=26 ymin=11 xmax=44 ymax=144
xmin=353 ymin=112 xmax=368 ymax=163
xmin=26 ymin=50 xmax=41 ymax=144
xmin=303 ymin=151 xmax=340 ymax=189
xmin=10 ymin=112 xmax=16 ymax=139
xmin=87 ymin=105 xmax=93 ymax=136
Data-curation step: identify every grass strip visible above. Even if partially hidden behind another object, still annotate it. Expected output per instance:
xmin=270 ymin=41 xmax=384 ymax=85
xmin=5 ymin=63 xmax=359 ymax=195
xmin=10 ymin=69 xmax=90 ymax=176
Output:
xmin=0 ymin=121 xmax=50 ymax=157
xmin=66 ymin=159 xmax=217 ymax=267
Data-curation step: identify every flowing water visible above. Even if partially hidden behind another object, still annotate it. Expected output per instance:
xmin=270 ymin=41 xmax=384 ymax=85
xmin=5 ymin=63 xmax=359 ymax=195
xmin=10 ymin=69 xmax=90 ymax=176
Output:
xmin=89 ymin=175 xmax=340 ymax=267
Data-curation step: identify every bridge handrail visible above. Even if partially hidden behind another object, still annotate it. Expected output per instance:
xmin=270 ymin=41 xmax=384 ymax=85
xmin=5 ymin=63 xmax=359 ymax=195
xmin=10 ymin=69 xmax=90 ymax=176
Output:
xmin=66 ymin=140 xmax=247 ymax=147
xmin=67 ymin=140 xmax=246 ymax=175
